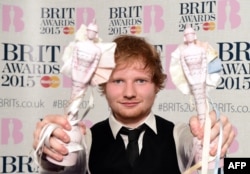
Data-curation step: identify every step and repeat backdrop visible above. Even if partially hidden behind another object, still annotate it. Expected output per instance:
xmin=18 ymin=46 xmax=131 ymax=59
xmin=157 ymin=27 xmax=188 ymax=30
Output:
xmin=0 ymin=0 xmax=248 ymax=173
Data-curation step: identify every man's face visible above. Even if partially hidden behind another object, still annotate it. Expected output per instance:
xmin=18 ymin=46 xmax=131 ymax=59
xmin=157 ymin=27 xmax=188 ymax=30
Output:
xmin=104 ymin=61 xmax=158 ymax=126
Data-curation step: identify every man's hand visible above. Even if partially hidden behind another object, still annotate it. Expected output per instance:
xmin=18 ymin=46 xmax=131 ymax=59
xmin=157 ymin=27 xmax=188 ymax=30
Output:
xmin=189 ymin=110 xmax=235 ymax=157
xmin=33 ymin=115 xmax=74 ymax=162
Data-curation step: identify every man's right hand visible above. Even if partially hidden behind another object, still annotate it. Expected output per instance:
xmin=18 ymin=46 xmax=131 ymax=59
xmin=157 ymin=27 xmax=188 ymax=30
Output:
xmin=33 ymin=115 xmax=72 ymax=162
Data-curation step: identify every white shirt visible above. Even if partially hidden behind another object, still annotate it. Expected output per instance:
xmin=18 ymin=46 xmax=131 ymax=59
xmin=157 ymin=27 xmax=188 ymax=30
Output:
xmin=108 ymin=112 xmax=157 ymax=153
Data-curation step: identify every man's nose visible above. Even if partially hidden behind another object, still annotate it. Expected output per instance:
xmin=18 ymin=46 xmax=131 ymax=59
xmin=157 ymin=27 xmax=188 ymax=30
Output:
xmin=123 ymin=83 xmax=136 ymax=98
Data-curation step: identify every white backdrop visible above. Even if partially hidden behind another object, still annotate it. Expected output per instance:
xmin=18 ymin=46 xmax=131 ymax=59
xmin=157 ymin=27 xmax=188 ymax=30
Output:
xmin=0 ymin=0 xmax=248 ymax=173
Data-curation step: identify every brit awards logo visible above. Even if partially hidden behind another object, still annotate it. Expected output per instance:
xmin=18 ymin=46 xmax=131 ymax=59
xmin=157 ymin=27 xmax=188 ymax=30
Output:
xmin=108 ymin=5 xmax=165 ymax=35
xmin=40 ymin=8 xmax=75 ymax=35
xmin=1 ymin=43 xmax=61 ymax=88
xmin=1 ymin=4 xmax=63 ymax=88
xmin=178 ymin=0 xmax=241 ymax=31
xmin=40 ymin=7 xmax=96 ymax=35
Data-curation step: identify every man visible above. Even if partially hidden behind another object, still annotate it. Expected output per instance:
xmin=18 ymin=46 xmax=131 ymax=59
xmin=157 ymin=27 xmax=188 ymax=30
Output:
xmin=33 ymin=35 xmax=235 ymax=174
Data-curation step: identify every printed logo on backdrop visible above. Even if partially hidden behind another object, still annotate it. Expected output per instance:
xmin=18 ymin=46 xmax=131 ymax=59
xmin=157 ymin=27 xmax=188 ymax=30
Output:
xmin=1 ymin=41 xmax=61 ymax=88
xmin=39 ymin=6 xmax=97 ymax=88
xmin=1 ymin=118 xmax=23 ymax=145
xmin=40 ymin=7 xmax=95 ymax=35
xmin=1 ymin=4 xmax=96 ymax=34
xmin=1 ymin=5 xmax=97 ymax=88
xmin=217 ymin=41 xmax=250 ymax=91
xmin=0 ymin=155 xmax=38 ymax=173
xmin=0 ymin=117 xmax=41 ymax=173
xmin=178 ymin=0 xmax=241 ymax=32
xmin=165 ymin=0 xmax=249 ymax=118
xmin=167 ymin=0 xmax=246 ymax=92
xmin=1 ymin=5 xmax=24 ymax=32
xmin=0 ymin=116 xmax=46 ymax=173
xmin=108 ymin=5 xmax=164 ymax=35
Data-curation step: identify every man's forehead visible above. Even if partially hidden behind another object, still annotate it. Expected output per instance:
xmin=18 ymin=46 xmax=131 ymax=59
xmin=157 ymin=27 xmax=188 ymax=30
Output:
xmin=115 ymin=61 xmax=148 ymax=71
xmin=111 ymin=64 xmax=151 ymax=78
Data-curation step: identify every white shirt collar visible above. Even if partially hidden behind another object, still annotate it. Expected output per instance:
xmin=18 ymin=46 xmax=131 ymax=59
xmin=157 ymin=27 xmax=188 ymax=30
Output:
xmin=108 ymin=112 xmax=157 ymax=139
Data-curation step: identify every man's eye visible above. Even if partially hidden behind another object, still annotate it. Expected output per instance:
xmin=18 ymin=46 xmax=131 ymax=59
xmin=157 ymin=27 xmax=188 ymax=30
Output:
xmin=136 ymin=79 xmax=146 ymax=84
xmin=113 ymin=80 xmax=123 ymax=84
